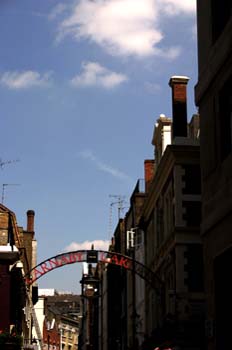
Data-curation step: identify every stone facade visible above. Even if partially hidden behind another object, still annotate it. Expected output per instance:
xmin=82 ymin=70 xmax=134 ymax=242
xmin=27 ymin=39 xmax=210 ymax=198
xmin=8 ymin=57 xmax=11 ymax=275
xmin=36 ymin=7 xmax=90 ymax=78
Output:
xmin=102 ymin=76 xmax=204 ymax=350
xmin=140 ymin=115 xmax=203 ymax=349
xmin=195 ymin=1 xmax=232 ymax=349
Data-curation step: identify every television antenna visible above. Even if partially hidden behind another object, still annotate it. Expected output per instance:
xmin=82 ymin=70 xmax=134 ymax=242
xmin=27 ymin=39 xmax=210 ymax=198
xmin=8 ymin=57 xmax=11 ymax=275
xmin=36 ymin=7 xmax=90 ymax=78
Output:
xmin=2 ymin=184 xmax=20 ymax=204
xmin=0 ymin=158 xmax=20 ymax=169
xmin=108 ymin=195 xmax=127 ymax=238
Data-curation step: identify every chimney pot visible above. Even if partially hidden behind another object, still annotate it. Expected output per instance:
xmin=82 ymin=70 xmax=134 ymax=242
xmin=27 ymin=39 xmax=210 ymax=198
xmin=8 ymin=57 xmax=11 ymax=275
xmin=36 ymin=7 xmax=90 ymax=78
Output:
xmin=27 ymin=210 xmax=35 ymax=232
xmin=144 ymin=160 xmax=155 ymax=192
xmin=169 ymin=75 xmax=189 ymax=87
xmin=169 ymin=76 xmax=189 ymax=139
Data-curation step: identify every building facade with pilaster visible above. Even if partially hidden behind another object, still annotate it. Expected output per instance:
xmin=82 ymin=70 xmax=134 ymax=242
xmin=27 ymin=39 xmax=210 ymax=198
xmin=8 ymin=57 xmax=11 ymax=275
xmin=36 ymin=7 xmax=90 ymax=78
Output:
xmin=195 ymin=1 xmax=232 ymax=349
xmin=102 ymin=76 xmax=204 ymax=350
xmin=140 ymin=77 xmax=204 ymax=350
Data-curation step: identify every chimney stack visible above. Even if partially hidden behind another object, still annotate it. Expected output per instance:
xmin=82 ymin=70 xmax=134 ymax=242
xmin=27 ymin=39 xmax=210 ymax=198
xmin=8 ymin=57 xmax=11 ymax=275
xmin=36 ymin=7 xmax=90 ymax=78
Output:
xmin=144 ymin=159 xmax=155 ymax=192
xmin=169 ymin=76 xmax=189 ymax=139
xmin=27 ymin=210 xmax=35 ymax=232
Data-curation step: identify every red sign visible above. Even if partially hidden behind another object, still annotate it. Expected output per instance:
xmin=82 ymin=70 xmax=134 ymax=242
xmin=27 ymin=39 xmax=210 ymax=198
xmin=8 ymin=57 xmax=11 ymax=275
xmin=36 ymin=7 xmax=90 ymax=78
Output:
xmin=27 ymin=251 xmax=86 ymax=284
xmin=99 ymin=252 xmax=131 ymax=269
xmin=26 ymin=250 xmax=132 ymax=285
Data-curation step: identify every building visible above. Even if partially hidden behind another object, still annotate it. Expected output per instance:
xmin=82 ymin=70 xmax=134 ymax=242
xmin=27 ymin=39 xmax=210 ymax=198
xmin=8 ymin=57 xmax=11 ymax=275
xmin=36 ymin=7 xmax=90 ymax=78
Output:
xmin=106 ymin=222 xmax=126 ymax=350
xmin=139 ymin=77 xmax=204 ymax=350
xmin=97 ymin=251 xmax=109 ymax=350
xmin=195 ymin=1 xmax=232 ymax=349
xmin=43 ymin=290 xmax=81 ymax=350
xmin=100 ymin=76 xmax=204 ymax=350
xmin=32 ymin=294 xmax=46 ymax=350
xmin=0 ymin=205 xmax=38 ymax=348
xmin=79 ymin=264 xmax=100 ymax=350
xmin=123 ymin=178 xmax=147 ymax=350
xmin=103 ymin=176 xmax=148 ymax=350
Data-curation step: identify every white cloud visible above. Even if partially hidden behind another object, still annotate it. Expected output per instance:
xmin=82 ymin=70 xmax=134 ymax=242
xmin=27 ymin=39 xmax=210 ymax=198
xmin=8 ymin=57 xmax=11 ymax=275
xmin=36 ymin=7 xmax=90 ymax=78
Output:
xmin=79 ymin=149 xmax=133 ymax=182
xmin=48 ymin=3 xmax=67 ymax=20
xmin=157 ymin=0 xmax=196 ymax=16
xmin=153 ymin=46 xmax=182 ymax=60
xmin=71 ymin=61 xmax=128 ymax=88
xmin=56 ymin=0 xmax=195 ymax=58
xmin=65 ymin=239 xmax=110 ymax=252
xmin=0 ymin=70 xmax=53 ymax=89
xmin=144 ymin=81 xmax=161 ymax=94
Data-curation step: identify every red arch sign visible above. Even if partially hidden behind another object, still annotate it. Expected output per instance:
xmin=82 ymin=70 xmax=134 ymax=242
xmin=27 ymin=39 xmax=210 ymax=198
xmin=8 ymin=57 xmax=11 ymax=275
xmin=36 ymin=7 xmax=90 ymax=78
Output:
xmin=25 ymin=250 xmax=163 ymax=290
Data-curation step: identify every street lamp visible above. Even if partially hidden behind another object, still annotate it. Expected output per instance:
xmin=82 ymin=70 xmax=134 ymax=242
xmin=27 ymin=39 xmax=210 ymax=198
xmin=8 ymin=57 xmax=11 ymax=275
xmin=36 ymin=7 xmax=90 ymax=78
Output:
xmin=47 ymin=334 xmax=50 ymax=350
xmin=58 ymin=325 xmax=63 ymax=350
xmin=79 ymin=264 xmax=100 ymax=350
xmin=81 ymin=275 xmax=99 ymax=298
xmin=31 ymin=337 xmax=38 ymax=350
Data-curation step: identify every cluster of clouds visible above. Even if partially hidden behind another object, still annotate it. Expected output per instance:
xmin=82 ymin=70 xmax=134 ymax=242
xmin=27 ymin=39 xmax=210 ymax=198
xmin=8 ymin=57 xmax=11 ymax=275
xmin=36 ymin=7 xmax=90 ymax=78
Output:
xmin=65 ymin=239 xmax=111 ymax=252
xmin=0 ymin=71 xmax=53 ymax=89
xmin=57 ymin=0 xmax=196 ymax=58
xmin=1 ymin=0 xmax=196 ymax=91
xmin=71 ymin=61 xmax=128 ymax=88
xmin=0 ymin=62 xmax=127 ymax=90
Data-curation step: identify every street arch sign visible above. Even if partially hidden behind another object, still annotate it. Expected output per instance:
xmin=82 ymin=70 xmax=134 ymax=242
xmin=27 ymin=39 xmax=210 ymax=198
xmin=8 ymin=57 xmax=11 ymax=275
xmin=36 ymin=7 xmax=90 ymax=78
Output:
xmin=25 ymin=249 xmax=163 ymax=291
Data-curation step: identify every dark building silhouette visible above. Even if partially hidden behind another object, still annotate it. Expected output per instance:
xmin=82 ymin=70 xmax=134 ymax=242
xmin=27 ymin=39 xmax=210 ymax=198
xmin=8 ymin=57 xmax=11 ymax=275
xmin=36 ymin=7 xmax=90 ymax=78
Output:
xmin=195 ymin=1 xmax=232 ymax=350
xmin=0 ymin=205 xmax=38 ymax=345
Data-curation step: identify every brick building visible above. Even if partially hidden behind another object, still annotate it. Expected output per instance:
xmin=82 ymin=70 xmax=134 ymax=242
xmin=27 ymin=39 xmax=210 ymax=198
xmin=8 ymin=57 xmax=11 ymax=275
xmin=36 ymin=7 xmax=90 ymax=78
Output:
xmin=43 ymin=291 xmax=81 ymax=350
xmin=0 ymin=205 xmax=38 ymax=346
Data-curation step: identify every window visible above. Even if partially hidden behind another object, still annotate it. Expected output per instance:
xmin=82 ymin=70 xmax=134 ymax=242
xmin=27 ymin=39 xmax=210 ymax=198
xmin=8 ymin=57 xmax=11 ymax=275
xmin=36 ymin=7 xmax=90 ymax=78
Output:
xmin=214 ymin=248 xmax=232 ymax=349
xmin=163 ymin=190 xmax=173 ymax=238
xmin=147 ymin=218 xmax=154 ymax=262
xmin=211 ymin=0 xmax=232 ymax=42
xmin=135 ymin=229 xmax=143 ymax=247
xmin=156 ymin=201 xmax=164 ymax=247
xmin=182 ymin=201 xmax=201 ymax=227
xmin=218 ymin=76 xmax=232 ymax=160
xmin=182 ymin=164 xmax=201 ymax=195
xmin=185 ymin=244 xmax=204 ymax=292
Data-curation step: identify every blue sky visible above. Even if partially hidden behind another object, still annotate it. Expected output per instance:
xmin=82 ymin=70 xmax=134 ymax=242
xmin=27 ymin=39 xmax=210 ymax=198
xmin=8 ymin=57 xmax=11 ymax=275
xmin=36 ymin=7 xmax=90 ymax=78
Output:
xmin=0 ymin=0 xmax=197 ymax=293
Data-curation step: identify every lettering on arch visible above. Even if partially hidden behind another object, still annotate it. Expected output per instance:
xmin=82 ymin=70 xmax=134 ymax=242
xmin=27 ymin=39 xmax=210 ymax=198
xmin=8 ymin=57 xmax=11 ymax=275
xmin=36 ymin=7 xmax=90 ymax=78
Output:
xmin=26 ymin=250 xmax=87 ymax=284
xmin=25 ymin=250 xmax=162 ymax=290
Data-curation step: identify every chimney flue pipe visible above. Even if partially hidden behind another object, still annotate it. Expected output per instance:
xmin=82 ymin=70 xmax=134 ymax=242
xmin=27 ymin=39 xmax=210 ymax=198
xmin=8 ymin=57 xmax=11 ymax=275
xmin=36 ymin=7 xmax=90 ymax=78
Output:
xmin=27 ymin=210 xmax=35 ymax=232
xmin=169 ymin=76 xmax=189 ymax=139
